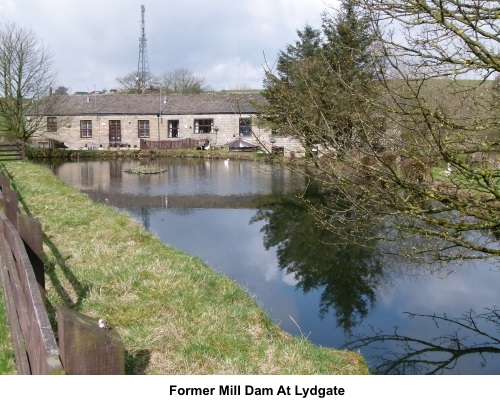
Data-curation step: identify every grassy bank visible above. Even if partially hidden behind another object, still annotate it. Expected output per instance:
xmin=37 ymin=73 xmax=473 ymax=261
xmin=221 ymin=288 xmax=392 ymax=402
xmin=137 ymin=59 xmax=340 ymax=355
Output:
xmin=0 ymin=161 xmax=368 ymax=374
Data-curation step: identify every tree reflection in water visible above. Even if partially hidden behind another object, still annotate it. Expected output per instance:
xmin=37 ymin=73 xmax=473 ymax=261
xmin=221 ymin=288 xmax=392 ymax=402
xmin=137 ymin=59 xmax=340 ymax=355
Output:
xmin=46 ymin=159 xmax=500 ymax=374
xmin=345 ymin=307 xmax=500 ymax=374
xmin=252 ymin=186 xmax=500 ymax=374
xmin=251 ymin=189 xmax=386 ymax=333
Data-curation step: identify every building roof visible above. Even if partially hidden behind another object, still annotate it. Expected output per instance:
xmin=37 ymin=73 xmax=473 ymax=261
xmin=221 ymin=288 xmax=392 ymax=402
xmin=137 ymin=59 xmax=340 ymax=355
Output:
xmin=46 ymin=92 xmax=266 ymax=116
xmin=225 ymin=139 xmax=259 ymax=148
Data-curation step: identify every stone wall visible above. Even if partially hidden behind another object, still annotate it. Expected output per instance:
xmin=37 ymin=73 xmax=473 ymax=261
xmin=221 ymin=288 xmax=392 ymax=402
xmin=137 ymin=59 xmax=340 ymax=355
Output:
xmin=254 ymin=135 xmax=306 ymax=158
xmin=33 ymin=113 xmax=272 ymax=150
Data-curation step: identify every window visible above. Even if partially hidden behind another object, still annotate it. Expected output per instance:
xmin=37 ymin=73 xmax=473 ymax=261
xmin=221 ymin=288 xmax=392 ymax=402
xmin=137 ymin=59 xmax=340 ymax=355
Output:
xmin=168 ymin=120 xmax=179 ymax=138
xmin=239 ymin=118 xmax=252 ymax=136
xmin=138 ymin=120 xmax=150 ymax=138
xmin=47 ymin=116 xmax=57 ymax=132
xmin=194 ymin=119 xmax=213 ymax=134
xmin=80 ymin=120 xmax=92 ymax=138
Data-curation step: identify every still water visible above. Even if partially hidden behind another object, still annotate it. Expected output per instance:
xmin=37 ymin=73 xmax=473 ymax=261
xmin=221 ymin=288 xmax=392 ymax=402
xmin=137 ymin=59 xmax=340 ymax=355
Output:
xmin=46 ymin=158 xmax=500 ymax=374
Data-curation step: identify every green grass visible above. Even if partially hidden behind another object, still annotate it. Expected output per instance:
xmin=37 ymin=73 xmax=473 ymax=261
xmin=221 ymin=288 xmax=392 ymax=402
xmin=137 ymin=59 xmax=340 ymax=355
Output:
xmin=0 ymin=161 xmax=369 ymax=375
xmin=0 ymin=281 xmax=16 ymax=374
xmin=124 ymin=164 xmax=168 ymax=174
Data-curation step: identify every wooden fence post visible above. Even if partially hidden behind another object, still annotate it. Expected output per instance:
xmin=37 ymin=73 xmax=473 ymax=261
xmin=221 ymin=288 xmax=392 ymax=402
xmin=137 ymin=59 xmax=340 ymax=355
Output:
xmin=57 ymin=306 xmax=125 ymax=375
xmin=2 ymin=186 xmax=19 ymax=229
xmin=0 ymin=180 xmax=45 ymax=292
xmin=17 ymin=214 xmax=45 ymax=290
xmin=0 ymin=174 xmax=10 ymax=189
xmin=0 ymin=233 xmax=31 ymax=374
xmin=17 ymin=140 xmax=25 ymax=161
xmin=0 ymin=211 xmax=64 ymax=374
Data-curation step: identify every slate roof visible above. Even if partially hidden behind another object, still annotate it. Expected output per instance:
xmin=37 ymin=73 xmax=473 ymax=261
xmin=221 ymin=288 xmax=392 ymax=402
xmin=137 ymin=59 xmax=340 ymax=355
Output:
xmin=48 ymin=92 xmax=266 ymax=116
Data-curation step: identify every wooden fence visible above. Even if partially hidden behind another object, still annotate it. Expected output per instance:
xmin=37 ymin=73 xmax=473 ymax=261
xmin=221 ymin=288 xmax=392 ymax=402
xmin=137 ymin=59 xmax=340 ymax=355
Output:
xmin=0 ymin=141 xmax=25 ymax=161
xmin=140 ymin=137 xmax=209 ymax=150
xmin=0 ymin=173 xmax=124 ymax=374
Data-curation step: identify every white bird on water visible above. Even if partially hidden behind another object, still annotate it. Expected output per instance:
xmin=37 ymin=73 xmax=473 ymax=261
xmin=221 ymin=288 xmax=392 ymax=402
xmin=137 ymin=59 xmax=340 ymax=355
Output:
xmin=224 ymin=158 xmax=229 ymax=166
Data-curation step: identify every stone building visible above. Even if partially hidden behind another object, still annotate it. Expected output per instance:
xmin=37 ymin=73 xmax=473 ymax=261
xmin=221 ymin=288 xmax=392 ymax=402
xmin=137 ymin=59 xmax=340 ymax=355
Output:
xmin=32 ymin=92 xmax=272 ymax=150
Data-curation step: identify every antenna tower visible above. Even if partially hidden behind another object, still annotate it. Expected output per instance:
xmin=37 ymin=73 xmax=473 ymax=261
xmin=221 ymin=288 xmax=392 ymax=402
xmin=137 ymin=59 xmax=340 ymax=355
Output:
xmin=137 ymin=4 xmax=150 ymax=89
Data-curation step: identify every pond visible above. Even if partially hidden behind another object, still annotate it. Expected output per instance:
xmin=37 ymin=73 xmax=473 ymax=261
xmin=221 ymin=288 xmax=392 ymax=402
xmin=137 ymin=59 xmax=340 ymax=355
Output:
xmin=45 ymin=158 xmax=500 ymax=374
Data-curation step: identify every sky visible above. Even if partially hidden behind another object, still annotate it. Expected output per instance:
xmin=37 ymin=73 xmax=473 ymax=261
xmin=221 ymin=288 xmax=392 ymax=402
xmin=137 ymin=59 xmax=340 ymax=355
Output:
xmin=0 ymin=0 xmax=339 ymax=93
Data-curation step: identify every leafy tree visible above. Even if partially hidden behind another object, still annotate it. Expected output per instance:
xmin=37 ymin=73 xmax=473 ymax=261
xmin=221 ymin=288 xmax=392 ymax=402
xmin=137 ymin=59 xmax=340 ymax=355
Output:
xmin=261 ymin=25 xmax=323 ymax=149
xmin=260 ymin=1 xmax=379 ymax=155
xmin=53 ymin=86 xmax=69 ymax=95
xmin=275 ymin=24 xmax=322 ymax=79
xmin=0 ymin=22 xmax=59 ymax=141
xmin=259 ymin=0 xmax=500 ymax=264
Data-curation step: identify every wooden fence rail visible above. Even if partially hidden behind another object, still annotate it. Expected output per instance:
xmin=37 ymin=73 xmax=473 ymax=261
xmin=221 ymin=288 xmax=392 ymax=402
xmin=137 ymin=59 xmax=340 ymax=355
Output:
xmin=140 ymin=137 xmax=209 ymax=150
xmin=0 ymin=191 xmax=63 ymax=373
xmin=0 ymin=141 xmax=25 ymax=162
xmin=0 ymin=172 xmax=124 ymax=374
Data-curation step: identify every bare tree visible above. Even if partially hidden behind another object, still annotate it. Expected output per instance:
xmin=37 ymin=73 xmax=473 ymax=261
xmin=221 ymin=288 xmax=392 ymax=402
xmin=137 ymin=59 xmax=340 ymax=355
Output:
xmin=355 ymin=0 xmax=500 ymax=263
xmin=0 ymin=22 xmax=58 ymax=141
xmin=157 ymin=68 xmax=211 ymax=94
xmin=260 ymin=0 xmax=500 ymax=265
xmin=116 ymin=68 xmax=211 ymax=94
xmin=115 ymin=70 xmax=155 ymax=94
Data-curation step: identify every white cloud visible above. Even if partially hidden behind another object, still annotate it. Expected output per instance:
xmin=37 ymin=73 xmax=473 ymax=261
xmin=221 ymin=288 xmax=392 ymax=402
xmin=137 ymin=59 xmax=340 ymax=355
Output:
xmin=282 ymin=271 xmax=299 ymax=286
xmin=0 ymin=0 xmax=16 ymax=14
xmin=377 ymin=260 xmax=499 ymax=314
xmin=1 ymin=0 xmax=338 ymax=92
xmin=204 ymin=57 xmax=264 ymax=90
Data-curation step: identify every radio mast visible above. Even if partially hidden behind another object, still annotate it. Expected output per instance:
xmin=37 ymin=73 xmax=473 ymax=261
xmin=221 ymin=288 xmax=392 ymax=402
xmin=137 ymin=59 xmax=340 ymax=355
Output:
xmin=137 ymin=4 xmax=150 ymax=90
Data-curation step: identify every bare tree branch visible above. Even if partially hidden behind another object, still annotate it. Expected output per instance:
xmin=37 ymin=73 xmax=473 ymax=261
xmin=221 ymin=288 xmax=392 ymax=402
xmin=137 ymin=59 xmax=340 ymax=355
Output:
xmin=345 ymin=307 xmax=500 ymax=374
xmin=0 ymin=22 xmax=59 ymax=141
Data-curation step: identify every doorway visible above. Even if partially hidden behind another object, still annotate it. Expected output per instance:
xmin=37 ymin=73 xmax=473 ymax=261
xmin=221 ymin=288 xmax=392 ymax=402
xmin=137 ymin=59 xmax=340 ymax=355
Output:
xmin=109 ymin=120 xmax=121 ymax=146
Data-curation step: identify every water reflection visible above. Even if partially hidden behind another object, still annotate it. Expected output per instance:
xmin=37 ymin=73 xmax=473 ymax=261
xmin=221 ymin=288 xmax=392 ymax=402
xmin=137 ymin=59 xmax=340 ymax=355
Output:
xmin=44 ymin=159 xmax=500 ymax=374
xmin=51 ymin=158 xmax=305 ymax=205
xmin=251 ymin=192 xmax=385 ymax=333
xmin=346 ymin=305 xmax=500 ymax=374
